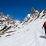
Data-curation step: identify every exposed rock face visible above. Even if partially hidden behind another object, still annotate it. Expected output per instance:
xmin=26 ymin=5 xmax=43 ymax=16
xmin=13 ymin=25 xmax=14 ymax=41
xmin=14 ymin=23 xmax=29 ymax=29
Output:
xmin=31 ymin=7 xmax=36 ymax=14
xmin=0 ymin=12 xmax=21 ymax=35
xmin=43 ymin=9 xmax=46 ymax=15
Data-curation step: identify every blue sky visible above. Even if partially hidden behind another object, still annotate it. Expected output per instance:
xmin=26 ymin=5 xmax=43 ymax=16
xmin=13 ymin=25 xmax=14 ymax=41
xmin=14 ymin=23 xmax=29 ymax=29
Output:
xmin=0 ymin=0 xmax=46 ymax=21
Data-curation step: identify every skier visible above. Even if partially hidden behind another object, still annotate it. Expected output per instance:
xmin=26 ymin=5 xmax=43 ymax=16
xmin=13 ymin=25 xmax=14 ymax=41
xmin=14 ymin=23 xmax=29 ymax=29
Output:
xmin=42 ymin=21 xmax=46 ymax=36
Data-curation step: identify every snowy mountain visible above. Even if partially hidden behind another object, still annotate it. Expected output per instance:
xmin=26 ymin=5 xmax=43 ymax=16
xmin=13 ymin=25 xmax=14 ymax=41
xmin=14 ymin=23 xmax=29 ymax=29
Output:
xmin=0 ymin=12 xmax=21 ymax=35
xmin=0 ymin=8 xmax=46 ymax=46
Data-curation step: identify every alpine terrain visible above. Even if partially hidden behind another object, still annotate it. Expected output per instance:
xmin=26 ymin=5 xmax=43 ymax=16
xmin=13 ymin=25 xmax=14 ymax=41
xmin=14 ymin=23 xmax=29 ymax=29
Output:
xmin=0 ymin=8 xmax=46 ymax=46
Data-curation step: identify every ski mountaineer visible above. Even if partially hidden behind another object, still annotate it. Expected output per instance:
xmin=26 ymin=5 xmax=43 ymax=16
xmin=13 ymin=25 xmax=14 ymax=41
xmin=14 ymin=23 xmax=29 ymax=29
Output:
xmin=42 ymin=21 xmax=46 ymax=35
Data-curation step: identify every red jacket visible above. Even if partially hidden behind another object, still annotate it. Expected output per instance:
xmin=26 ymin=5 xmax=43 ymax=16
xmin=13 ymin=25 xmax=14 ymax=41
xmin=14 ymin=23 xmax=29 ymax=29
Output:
xmin=44 ymin=22 xmax=46 ymax=26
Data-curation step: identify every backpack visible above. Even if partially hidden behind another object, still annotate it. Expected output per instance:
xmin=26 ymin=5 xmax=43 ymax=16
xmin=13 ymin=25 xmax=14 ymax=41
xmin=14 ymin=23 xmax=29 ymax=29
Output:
xmin=44 ymin=21 xmax=46 ymax=26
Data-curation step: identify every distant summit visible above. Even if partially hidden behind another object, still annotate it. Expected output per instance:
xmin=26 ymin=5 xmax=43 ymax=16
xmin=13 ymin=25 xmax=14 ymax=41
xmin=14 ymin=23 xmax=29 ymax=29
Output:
xmin=23 ymin=8 xmax=46 ymax=24
xmin=0 ymin=12 xmax=4 ymax=18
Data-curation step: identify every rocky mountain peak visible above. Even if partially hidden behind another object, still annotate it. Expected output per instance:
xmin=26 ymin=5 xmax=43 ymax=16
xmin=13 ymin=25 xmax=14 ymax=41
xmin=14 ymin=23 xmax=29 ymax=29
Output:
xmin=31 ymin=7 xmax=36 ymax=14
xmin=0 ymin=12 xmax=4 ymax=18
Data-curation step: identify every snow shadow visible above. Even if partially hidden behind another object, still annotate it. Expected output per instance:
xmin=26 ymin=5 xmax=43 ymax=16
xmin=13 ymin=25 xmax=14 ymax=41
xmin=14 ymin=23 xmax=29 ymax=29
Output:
xmin=40 ymin=36 xmax=46 ymax=39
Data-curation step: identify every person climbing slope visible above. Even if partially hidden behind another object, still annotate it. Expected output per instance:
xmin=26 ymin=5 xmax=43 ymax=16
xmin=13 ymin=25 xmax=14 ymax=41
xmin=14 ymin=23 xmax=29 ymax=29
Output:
xmin=42 ymin=21 xmax=46 ymax=35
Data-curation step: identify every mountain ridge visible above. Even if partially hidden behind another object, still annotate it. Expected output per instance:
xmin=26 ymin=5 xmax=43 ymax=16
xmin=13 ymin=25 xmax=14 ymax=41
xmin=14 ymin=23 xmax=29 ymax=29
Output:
xmin=0 ymin=8 xmax=46 ymax=35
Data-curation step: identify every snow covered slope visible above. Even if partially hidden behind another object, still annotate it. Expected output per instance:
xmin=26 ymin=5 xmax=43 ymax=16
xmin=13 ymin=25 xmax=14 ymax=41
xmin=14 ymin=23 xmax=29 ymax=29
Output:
xmin=0 ymin=17 xmax=46 ymax=46
xmin=0 ymin=8 xmax=46 ymax=46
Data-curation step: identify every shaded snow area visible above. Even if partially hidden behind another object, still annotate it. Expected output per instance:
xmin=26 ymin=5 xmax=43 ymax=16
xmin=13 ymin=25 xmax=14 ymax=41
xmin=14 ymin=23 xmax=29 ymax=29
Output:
xmin=0 ymin=18 xmax=46 ymax=46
